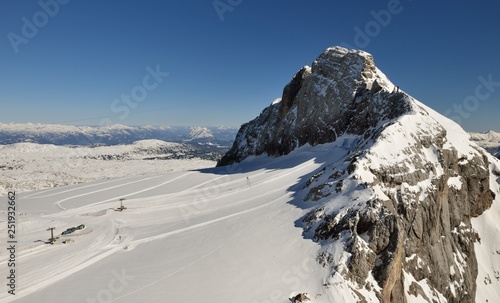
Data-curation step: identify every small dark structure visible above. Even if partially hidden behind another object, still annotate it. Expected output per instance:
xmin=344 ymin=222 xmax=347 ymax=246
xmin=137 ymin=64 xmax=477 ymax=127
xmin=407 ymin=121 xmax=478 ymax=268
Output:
xmin=117 ymin=198 xmax=127 ymax=211
xmin=47 ymin=227 xmax=58 ymax=245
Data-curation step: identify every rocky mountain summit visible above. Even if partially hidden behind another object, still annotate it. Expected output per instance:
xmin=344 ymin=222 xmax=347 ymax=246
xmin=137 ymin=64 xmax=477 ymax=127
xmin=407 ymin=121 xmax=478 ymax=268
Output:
xmin=218 ymin=46 xmax=407 ymax=166
xmin=218 ymin=47 xmax=500 ymax=302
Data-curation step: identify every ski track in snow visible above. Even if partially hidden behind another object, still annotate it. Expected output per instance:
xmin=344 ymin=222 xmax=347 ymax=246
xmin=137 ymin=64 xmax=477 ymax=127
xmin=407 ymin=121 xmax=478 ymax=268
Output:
xmin=59 ymin=172 xmax=197 ymax=213
xmin=125 ymin=188 xmax=291 ymax=249
xmin=23 ymin=176 xmax=132 ymax=199
xmin=53 ymin=174 xmax=172 ymax=211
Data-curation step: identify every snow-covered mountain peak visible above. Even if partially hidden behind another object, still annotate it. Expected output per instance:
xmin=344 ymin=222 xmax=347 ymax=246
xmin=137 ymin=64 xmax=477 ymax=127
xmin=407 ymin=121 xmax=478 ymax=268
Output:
xmin=217 ymin=46 xmax=500 ymax=302
xmin=470 ymin=129 xmax=500 ymax=143
xmin=470 ymin=130 xmax=500 ymax=159
xmin=186 ymin=126 xmax=214 ymax=140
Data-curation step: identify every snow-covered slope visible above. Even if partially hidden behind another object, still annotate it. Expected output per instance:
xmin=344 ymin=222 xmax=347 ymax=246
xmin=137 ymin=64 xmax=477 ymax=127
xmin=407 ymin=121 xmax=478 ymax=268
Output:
xmin=0 ymin=123 xmax=238 ymax=147
xmin=0 ymin=145 xmax=341 ymax=303
xmin=0 ymin=140 xmax=218 ymax=196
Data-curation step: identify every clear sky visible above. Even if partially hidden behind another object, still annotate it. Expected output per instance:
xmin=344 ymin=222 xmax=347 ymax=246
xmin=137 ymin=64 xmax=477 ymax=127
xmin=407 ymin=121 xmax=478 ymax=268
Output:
xmin=1 ymin=0 xmax=499 ymax=132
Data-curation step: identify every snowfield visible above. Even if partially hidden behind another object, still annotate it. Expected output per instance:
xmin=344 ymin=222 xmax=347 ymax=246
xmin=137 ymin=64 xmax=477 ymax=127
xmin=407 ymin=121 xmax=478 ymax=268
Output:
xmin=0 ymin=144 xmax=347 ymax=303
xmin=0 ymin=140 xmax=218 ymax=196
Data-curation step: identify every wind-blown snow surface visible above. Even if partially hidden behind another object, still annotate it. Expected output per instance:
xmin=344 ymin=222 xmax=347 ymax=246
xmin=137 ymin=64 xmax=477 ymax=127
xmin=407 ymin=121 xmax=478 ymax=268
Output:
xmin=0 ymin=144 xmax=344 ymax=303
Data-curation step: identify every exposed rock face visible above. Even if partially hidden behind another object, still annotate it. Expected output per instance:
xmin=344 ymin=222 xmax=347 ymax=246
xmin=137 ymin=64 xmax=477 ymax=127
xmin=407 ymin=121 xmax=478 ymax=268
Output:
xmin=218 ymin=46 xmax=498 ymax=302
xmin=217 ymin=47 xmax=410 ymax=166
xmin=307 ymin=127 xmax=494 ymax=302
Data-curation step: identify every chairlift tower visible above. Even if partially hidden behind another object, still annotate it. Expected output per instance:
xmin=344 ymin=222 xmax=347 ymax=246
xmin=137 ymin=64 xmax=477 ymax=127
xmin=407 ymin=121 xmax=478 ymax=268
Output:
xmin=118 ymin=198 xmax=127 ymax=211
xmin=47 ymin=227 xmax=58 ymax=245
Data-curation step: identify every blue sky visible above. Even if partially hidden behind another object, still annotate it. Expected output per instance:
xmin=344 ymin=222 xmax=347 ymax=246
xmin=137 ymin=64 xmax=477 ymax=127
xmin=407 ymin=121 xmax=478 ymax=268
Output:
xmin=1 ymin=0 xmax=499 ymax=131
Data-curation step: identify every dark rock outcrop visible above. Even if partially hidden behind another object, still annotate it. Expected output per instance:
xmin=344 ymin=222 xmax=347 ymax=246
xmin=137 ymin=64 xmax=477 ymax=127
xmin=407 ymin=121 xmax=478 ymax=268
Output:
xmin=290 ymin=293 xmax=310 ymax=303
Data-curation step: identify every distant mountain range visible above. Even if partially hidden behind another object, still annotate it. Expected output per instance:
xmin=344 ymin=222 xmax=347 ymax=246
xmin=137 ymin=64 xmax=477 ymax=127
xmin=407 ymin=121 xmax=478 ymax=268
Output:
xmin=0 ymin=123 xmax=238 ymax=147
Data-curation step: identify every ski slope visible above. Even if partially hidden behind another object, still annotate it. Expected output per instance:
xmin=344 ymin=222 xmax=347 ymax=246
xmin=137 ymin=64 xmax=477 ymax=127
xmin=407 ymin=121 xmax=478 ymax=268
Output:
xmin=0 ymin=143 xmax=350 ymax=303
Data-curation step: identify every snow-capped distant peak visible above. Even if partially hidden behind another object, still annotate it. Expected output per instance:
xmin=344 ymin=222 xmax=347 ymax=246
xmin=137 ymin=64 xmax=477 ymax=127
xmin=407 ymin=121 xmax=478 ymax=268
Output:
xmin=470 ymin=130 xmax=500 ymax=159
xmin=186 ymin=127 xmax=214 ymax=140
xmin=470 ymin=130 xmax=500 ymax=142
